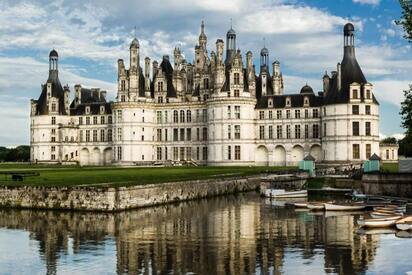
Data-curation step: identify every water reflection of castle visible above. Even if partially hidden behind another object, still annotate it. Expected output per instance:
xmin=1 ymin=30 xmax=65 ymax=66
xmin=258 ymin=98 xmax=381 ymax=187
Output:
xmin=0 ymin=195 xmax=379 ymax=274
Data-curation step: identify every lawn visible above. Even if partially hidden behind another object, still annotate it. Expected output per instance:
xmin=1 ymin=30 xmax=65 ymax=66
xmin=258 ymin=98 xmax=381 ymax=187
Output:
xmin=381 ymin=162 xmax=399 ymax=173
xmin=0 ymin=164 xmax=295 ymax=188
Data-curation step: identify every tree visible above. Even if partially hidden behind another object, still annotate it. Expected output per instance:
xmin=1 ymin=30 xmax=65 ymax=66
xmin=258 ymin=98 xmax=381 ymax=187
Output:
xmin=400 ymin=85 xmax=412 ymax=156
xmin=396 ymin=0 xmax=412 ymax=42
xmin=381 ymin=137 xmax=398 ymax=144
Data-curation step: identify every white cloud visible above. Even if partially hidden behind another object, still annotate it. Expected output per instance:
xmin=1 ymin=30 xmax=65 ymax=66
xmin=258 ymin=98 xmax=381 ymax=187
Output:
xmin=353 ymin=0 xmax=380 ymax=6
xmin=373 ymin=79 xmax=410 ymax=107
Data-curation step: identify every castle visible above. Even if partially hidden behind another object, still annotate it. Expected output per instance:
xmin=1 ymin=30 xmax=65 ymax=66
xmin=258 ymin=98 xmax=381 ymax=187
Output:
xmin=30 ymin=22 xmax=380 ymax=166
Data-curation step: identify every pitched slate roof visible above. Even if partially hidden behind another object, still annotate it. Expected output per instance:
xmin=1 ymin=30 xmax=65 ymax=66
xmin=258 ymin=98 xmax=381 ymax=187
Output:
xmin=256 ymin=93 xmax=323 ymax=109
xmin=35 ymin=70 xmax=67 ymax=115
xmin=159 ymin=56 xmax=177 ymax=97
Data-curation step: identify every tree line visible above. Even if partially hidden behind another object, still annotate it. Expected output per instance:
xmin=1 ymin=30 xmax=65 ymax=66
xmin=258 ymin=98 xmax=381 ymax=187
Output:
xmin=0 ymin=146 xmax=30 ymax=162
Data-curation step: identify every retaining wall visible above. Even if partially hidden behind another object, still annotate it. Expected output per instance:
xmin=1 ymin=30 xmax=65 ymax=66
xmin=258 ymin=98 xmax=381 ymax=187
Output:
xmin=362 ymin=173 xmax=412 ymax=198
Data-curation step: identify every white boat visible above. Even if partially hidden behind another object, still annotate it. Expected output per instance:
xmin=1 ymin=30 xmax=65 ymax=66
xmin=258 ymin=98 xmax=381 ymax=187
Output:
xmin=396 ymin=216 xmax=412 ymax=231
xmin=294 ymin=202 xmax=308 ymax=208
xmin=358 ymin=217 xmax=401 ymax=228
xmin=374 ymin=207 xmax=405 ymax=214
xmin=307 ymin=203 xmax=325 ymax=211
xmin=370 ymin=212 xmax=403 ymax=219
xmin=324 ymin=203 xmax=365 ymax=211
xmin=269 ymin=189 xmax=308 ymax=198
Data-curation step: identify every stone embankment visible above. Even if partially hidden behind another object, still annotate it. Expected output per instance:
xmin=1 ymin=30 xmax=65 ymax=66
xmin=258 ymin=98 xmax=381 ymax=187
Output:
xmin=0 ymin=176 xmax=261 ymax=211
xmin=362 ymin=173 xmax=412 ymax=198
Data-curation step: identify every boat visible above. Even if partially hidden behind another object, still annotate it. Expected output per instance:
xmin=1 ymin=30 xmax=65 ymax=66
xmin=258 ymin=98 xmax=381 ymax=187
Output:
xmin=324 ymin=211 xmax=364 ymax=218
xmin=268 ymin=189 xmax=308 ymax=198
xmin=307 ymin=203 xmax=325 ymax=211
xmin=324 ymin=203 xmax=365 ymax=211
xmin=396 ymin=231 xmax=412 ymax=238
xmin=357 ymin=216 xmax=402 ymax=228
xmin=374 ymin=207 xmax=405 ymax=213
xmin=396 ymin=216 xmax=412 ymax=231
xmin=293 ymin=202 xmax=308 ymax=208
xmin=370 ymin=212 xmax=403 ymax=219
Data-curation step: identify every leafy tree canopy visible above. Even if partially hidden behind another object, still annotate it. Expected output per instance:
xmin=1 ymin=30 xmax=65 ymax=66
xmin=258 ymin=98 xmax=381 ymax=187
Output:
xmin=396 ymin=0 xmax=412 ymax=42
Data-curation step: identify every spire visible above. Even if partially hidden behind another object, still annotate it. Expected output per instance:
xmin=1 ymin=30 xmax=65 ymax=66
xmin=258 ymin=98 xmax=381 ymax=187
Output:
xmin=225 ymin=19 xmax=236 ymax=65
xmin=199 ymin=20 xmax=207 ymax=50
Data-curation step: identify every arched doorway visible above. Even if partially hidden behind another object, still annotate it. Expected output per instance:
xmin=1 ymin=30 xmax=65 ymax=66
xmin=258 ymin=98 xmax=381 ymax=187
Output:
xmin=91 ymin=148 xmax=101 ymax=166
xmin=291 ymin=145 xmax=304 ymax=165
xmin=256 ymin=145 xmax=269 ymax=166
xmin=79 ymin=148 xmax=90 ymax=166
xmin=310 ymin=145 xmax=322 ymax=162
xmin=103 ymin=148 xmax=112 ymax=166
xmin=274 ymin=145 xmax=286 ymax=166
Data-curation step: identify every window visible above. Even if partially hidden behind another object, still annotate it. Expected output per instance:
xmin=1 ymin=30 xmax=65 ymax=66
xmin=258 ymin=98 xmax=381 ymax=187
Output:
xmin=366 ymin=144 xmax=371 ymax=159
xmin=80 ymin=131 xmax=84 ymax=142
xmin=79 ymin=117 xmax=83 ymax=125
xmin=286 ymin=110 xmax=290 ymax=119
xmin=157 ymin=129 xmax=162 ymax=141
xmin=386 ymin=149 xmax=390 ymax=160
xmin=86 ymin=117 xmax=90 ymax=125
xmin=196 ymin=128 xmax=200 ymax=141
xmin=157 ymin=81 xmax=163 ymax=92
xmin=304 ymin=109 xmax=308 ymax=118
xmin=235 ymin=106 xmax=240 ymax=119
xmin=286 ymin=125 xmax=291 ymax=139
xmin=107 ymin=129 xmax=112 ymax=142
xmin=305 ymin=124 xmax=309 ymax=139
xmin=196 ymin=147 xmax=200 ymax=160
xmin=234 ymin=89 xmax=240 ymax=97
xmin=227 ymin=91 xmax=231 ymax=97
xmin=313 ymin=109 xmax=318 ymax=118
xmin=93 ymin=130 xmax=98 ymax=142
xmin=235 ymin=145 xmax=241 ymax=160
xmin=187 ymin=128 xmax=191 ymax=141
xmin=353 ymin=89 xmax=358 ymax=99
xmin=202 ymin=109 xmax=208 ymax=122
xmin=234 ymin=125 xmax=240 ymax=139
xmin=100 ymin=129 xmax=105 ymax=142
xmin=365 ymin=105 xmax=371 ymax=115
xmin=93 ymin=116 xmax=98 ymax=125
xmin=259 ymin=126 xmax=265 ymax=139
xmin=365 ymin=122 xmax=371 ymax=136
xmin=121 ymin=95 xmax=126 ymax=102
xmin=187 ymin=110 xmax=191 ymax=122
xmin=173 ymin=128 xmax=178 ymax=141
xmin=202 ymin=127 xmax=208 ymax=141
xmin=117 ymin=128 xmax=122 ymax=140
xmin=366 ymin=89 xmax=371 ymax=99
xmin=101 ymin=116 xmax=105 ymax=124
xmin=268 ymin=99 xmax=273 ymax=108
xmin=186 ymin=147 xmax=191 ymax=160
xmin=51 ymin=117 xmax=56 ymax=125
xmin=259 ymin=111 xmax=265 ymax=120
xmin=180 ymin=110 xmax=185 ymax=123
xmin=323 ymin=123 xmax=327 ymax=137
xmin=295 ymin=125 xmax=301 ymax=139
xmin=277 ymin=125 xmax=282 ymax=139
xmin=353 ymin=144 xmax=360 ymax=159
xmin=277 ymin=110 xmax=282 ymax=119
xmin=164 ymin=111 xmax=168 ymax=123
xmin=228 ymin=145 xmax=232 ymax=160
xmin=86 ymin=130 xmax=90 ymax=142
xmin=352 ymin=105 xmax=359 ymax=115
xmin=295 ymin=110 xmax=300 ymax=119
xmin=234 ymin=73 xmax=240 ymax=85
xmin=227 ymin=106 xmax=231 ymax=119
xmin=117 ymin=110 xmax=122 ymax=122
xmin=269 ymin=125 xmax=273 ymax=139
xmin=51 ymin=136 xmax=56 ymax=142
xmin=204 ymin=78 xmax=209 ymax=89
xmin=352 ymin=122 xmax=359 ymax=136
xmin=228 ymin=125 xmax=232 ymax=139
xmin=117 ymin=147 xmax=122 ymax=160
xmin=157 ymin=147 xmax=162 ymax=160
xmin=108 ymin=116 xmax=112 ymax=124
xmin=121 ymin=80 xmax=125 ymax=90
xmin=269 ymin=111 xmax=273 ymax=119
xmin=203 ymin=147 xmax=208 ymax=161
xmin=141 ymin=135 xmax=144 ymax=141
xmin=180 ymin=128 xmax=185 ymax=141
xmin=157 ymin=111 xmax=162 ymax=123
xmin=323 ymin=107 xmax=326 ymax=116
xmin=51 ymin=154 xmax=55 ymax=160
xmin=157 ymin=97 xmax=163 ymax=103
xmin=51 ymin=146 xmax=55 ymax=152
xmin=51 ymin=129 xmax=56 ymax=135
xmin=313 ymin=124 xmax=319 ymax=139
xmin=173 ymin=147 xmax=178 ymax=160
xmin=164 ymin=129 xmax=168 ymax=141
xmin=173 ymin=110 xmax=178 ymax=123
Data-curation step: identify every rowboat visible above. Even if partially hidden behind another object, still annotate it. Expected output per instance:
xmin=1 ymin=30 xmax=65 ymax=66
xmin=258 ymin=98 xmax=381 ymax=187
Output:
xmin=396 ymin=216 xmax=412 ymax=231
xmin=370 ymin=212 xmax=403 ymax=219
xmin=374 ymin=207 xmax=405 ymax=214
xmin=268 ymin=189 xmax=308 ymax=198
xmin=294 ymin=202 xmax=308 ymax=208
xmin=357 ymin=216 xmax=402 ymax=228
xmin=324 ymin=203 xmax=365 ymax=211
xmin=307 ymin=203 xmax=325 ymax=211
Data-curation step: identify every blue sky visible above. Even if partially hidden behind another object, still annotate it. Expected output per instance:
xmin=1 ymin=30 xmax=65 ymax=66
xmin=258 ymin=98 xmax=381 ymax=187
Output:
xmin=0 ymin=0 xmax=410 ymax=146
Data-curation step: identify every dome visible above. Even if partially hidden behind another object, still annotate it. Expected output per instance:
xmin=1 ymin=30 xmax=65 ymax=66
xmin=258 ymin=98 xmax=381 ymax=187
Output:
xmin=260 ymin=47 xmax=269 ymax=56
xmin=227 ymin=27 xmax=236 ymax=36
xmin=300 ymin=84 xmax=314 ymax=94
xmin=49 ymin=49 xmax=58 ymax=58
xmin=344 ymin=23 xmax=355 ymax=35
xmin=130 ymin=38 xmax=139 ymax=48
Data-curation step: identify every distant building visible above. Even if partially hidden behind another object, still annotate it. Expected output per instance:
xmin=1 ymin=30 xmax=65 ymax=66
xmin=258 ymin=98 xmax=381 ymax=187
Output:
xmin=379 ymin=143 xmax=399 ymax=163
xmin=30 ymin=22 xmax=381 ymax=166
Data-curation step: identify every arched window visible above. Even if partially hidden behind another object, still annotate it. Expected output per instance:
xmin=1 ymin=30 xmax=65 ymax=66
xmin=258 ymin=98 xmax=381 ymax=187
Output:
xmin=187 ymin=110 xmax=191 ymax=122
xmin=234 ymin=73 xmax=240 ymax=85
xmin=173 ymin=110 xmax=178 ymax=123
xmin=180 ymin=110 xmax=185 ymax=123
xmin=158 ymin=81 xmax=163 ymax=92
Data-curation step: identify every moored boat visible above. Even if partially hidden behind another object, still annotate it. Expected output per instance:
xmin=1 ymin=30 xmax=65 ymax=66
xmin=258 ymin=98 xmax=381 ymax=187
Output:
xmin=370 ymin=212 xmax=403 ymax=219
xmin=307 ymin=203 xmax=325 ymax=211
xmin=396 ymin=216 xmax=412 ymax=231
xmin=270 ymin=190 xmax=308 ymax=198
xmin=357 ymin=216 xmax=402 ymax=228
xmin=324 ymin=203 xmax=365 ymax=211
xmin=294 ymin=202 xmax=308 ymax=208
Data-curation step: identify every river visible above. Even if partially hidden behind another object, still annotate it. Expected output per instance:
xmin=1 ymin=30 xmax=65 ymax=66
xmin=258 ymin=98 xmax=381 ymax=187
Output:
xmin=0 ymin=192 xmax=411 ymax=274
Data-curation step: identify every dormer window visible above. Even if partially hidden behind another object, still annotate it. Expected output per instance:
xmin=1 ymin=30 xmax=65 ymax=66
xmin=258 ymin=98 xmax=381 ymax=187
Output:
xmin=366 ymin=89 xmax=371 ymax=99
xmin=157 ymin=81 xmax=163 ymax=92
xmin=158 ymin=97 xmax=163 ymax=103
xmin=304 ymin=97 xmax=309 ymax=106
xmin=268 ymin=99 xmax=273 ymax=108
xmin=100 ymin=106 xmax=105 ymax=114
xmin=353 ymin=89 xmax=358 ymax=99
xmin=85 ymin=106 xmax=90 ymax=114
xmin=286 ymin=97 xmax=291 ymax=107
xmin=234 ymin=73 xmax=240 ymax=85
xmin=51 ymin=103 xmax=56 ymax=112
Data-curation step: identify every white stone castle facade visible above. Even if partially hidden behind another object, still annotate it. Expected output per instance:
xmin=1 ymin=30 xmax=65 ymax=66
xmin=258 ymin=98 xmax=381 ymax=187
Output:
xmin=30 ymin=22 xmax=380 ymax=166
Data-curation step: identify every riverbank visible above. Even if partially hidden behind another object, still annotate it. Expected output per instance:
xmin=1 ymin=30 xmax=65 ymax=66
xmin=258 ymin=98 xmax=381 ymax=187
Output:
xmin=0 ymin=175 xmax=262 ymax=211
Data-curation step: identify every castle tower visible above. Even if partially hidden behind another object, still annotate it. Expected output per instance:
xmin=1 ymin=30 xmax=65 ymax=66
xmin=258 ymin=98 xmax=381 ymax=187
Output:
xmin=225 ymin=23 xmax=236 ymax=66
xmin=129 ymin=37 xmax=140 ymax=101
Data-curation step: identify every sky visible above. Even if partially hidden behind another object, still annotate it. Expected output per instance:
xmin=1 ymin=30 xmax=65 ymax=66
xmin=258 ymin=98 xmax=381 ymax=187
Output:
xmin=0 ymin=0 xmax=410 ymax=146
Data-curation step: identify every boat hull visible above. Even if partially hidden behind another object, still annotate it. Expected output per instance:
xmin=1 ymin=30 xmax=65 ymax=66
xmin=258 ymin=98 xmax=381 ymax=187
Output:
xmin=324 ymin=203 xmax=365 ymax=211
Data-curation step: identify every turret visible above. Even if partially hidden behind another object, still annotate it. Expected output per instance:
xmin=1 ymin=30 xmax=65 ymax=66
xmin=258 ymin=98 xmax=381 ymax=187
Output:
xmin=225 ymin=24 xmax=236 ymax=66
xmin=272 ymin=61 xmax=283 ymax=95
xmin=260 ymin=47 xmax=269 ymax=70
xmin=144 ymin=57 xmax=151 ymax=97
xmin=199 ymin=20 xmax=207 ymax=50
xmin=323 ymin=71 xmax=330 ymax=95
xmin=129 ymin=37 xmax=140 ymax=100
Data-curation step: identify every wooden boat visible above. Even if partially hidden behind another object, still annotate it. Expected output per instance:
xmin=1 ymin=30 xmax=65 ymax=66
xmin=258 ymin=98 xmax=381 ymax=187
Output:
xmin=293 ymin=202 xmax=308 ymax=208
xmin=269 ymin=189 xmax=308 ymax=198
xmin=396 ymin=216 xmax=412 ymax=231
xmin=307 ymin=203 xmax=325 ymax=211
xmin=374 ymin=207 xmax=405 ymax=214
xmin=370 ymin=212 xmax=403 ymax=219
xmin=324 ymin=203 xmax=365 ymax=211
xmin=358 ymin=216 xmax=402 ymax=228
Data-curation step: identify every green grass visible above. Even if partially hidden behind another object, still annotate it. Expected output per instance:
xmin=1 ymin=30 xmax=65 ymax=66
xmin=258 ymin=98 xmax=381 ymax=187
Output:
xmin=381 ymin=162 xmax=399 ymax=173
xmin=0 ymin=164 xmax=295 ymax=188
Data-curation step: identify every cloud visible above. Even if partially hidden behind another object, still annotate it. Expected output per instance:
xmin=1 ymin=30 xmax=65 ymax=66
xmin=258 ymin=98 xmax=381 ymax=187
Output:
xmin=373 ymin=79 xmax=410 ymax=107
xmin=353 ymin=0 xmax=380 ymax=6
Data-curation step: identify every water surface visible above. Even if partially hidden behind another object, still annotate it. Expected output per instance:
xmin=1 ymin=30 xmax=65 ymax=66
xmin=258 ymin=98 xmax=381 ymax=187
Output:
xmin=0 ymin=193 xmax=411 ymax=275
